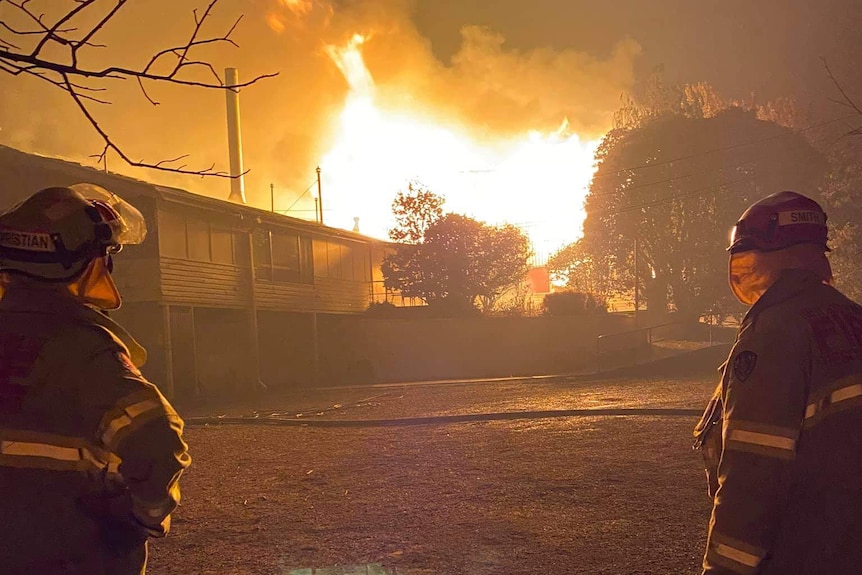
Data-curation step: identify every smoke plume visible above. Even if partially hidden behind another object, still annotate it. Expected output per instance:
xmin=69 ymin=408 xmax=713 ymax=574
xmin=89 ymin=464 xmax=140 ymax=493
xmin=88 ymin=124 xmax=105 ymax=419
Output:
xmin=0 ymin=0 xmax=640 ymax=231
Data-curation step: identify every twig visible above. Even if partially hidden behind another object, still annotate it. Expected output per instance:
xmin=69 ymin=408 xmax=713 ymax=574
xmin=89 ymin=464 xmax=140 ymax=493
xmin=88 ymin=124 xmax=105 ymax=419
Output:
xmin=823 ymin=58 xmax=862 ymax=117
xmin=0 ymin=0 xmax=277 ymax=177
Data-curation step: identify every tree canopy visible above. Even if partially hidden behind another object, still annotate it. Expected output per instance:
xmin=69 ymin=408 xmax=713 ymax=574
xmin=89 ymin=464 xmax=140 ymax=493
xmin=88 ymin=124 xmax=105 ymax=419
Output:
xmin=557 ymin=106 xmax=825 ymax=320
xmin=382 ymin=207 xmax=532 ymax=314
xmin=388 ymin=181 xmax=445 ymax=244
xmin=818 ymin=63 xmax=862 ymax=303
xmin=820 ymin=133 xmax=862 ymax=302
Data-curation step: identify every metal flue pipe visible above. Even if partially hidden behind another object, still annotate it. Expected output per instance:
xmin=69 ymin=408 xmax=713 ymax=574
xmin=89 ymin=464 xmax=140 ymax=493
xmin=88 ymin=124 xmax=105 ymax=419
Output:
xmin=225 ymin=67 xmax=246 ymax=204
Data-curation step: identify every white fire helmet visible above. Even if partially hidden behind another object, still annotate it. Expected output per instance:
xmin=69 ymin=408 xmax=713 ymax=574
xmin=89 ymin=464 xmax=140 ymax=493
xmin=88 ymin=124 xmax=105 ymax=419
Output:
xmin=0 ymin=184 xmax=147 ymax=282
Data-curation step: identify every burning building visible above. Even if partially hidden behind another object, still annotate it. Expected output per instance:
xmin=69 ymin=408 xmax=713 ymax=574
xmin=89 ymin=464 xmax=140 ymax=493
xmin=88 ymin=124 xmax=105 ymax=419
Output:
xmin=0 ymin=144 xmax=396 ymax=401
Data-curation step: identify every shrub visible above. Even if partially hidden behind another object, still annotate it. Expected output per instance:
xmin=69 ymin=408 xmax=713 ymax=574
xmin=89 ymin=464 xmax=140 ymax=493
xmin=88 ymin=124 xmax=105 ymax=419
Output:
xmin=365 ymin=301 xmax=398 ymax=318
xmin=542 ymin=291 xmax=608 ymax=316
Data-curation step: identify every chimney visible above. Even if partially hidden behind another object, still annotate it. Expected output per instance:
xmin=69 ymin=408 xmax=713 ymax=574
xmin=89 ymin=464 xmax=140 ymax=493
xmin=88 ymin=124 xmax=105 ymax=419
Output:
xmin=225 ymin=67 xmax=246 ymax=204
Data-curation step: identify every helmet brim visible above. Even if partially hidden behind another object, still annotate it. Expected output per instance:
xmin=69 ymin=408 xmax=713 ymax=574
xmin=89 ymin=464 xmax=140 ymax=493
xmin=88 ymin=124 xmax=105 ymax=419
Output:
xmin=69 ymin=183 xmax=147 ymax=246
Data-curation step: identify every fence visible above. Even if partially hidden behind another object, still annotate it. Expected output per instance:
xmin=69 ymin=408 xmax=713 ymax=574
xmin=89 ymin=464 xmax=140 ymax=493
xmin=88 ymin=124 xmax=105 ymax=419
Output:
xmin=595 ymin=321 xmax=723 ymax=373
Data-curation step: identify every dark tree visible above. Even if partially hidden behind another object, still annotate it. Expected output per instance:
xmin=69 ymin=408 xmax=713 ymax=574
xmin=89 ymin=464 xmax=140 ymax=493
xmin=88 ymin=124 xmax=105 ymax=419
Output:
xmin=819 ymin=59 xmax=862 ymax=302
xmin=382 ymin=213 xmax=532 ymax=313
xmin=577 ymin=107 xmax=825 ymax=320
xmin=388 ymin=181 xmax=445 ymax=244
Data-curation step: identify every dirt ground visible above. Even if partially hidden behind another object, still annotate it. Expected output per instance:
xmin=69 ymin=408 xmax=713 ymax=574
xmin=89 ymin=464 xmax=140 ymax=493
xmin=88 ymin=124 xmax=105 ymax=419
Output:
xmin=148 ymin=375 xmax=717 ymax=575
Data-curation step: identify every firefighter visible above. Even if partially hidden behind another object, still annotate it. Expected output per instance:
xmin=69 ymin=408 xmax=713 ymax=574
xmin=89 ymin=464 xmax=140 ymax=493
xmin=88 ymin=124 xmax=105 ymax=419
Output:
xmin=0 ymin=184 xmax=190 ymax=574
xmin=694 ymin=191 xmax=862 ymax=574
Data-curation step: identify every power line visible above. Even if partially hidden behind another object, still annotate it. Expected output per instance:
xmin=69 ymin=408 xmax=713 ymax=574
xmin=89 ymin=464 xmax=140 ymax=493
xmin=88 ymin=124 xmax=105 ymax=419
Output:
xmin=584 ymin=121 xmax=857 ymax=204
xmin=591 ymin=114 xmax=854 ymax=180
xmin=282 ymin=180 xmax=318 ymax=213
xmin=587 ymin=159 xmax=758 ymax=200
xmin=589 ymin=151 xmax=828 ymax=219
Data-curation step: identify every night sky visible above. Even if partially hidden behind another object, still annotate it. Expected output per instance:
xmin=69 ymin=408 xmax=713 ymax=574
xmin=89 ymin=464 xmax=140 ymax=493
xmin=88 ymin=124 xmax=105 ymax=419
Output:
xmin=1 ymin=0 xmax=860 ymax=216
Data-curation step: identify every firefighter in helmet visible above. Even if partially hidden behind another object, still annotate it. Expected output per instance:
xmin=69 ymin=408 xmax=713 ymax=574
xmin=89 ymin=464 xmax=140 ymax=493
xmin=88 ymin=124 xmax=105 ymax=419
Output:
xmin=694 ymin=191 xmax=862 ymax=574
xmin=0 ymin=185 xmax=190 ymax=574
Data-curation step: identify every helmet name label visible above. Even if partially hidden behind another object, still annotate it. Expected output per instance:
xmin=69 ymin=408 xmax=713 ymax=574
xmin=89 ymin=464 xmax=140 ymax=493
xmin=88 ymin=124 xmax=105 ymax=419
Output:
xmin=0 ymin=230 xmax=56 ymax=252
xmin=778 ymin=210 xmax=825 ymax=226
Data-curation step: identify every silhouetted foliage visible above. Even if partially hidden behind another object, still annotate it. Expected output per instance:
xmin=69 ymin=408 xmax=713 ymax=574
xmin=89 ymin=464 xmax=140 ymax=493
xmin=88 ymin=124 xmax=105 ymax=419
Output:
xmin=573 ymin=107 xmax=825 ymax=319
xmin=547 ymin=240 xmax=611 ymax=300
xmin=615 ymin=66 xmax=808 ymax=131
xmin=388 ymin=181 xmax=445 ymax=244
xmin=542 ymin=291 xmax=607 ymax=316
xmin=819 ymin=59 xmax=862 ymax=303
xmin=365 ymin=301 xmax=398 ymax=318
xmin=820 ymin=138 xmax=862 ymax=302
xmin=382 ymin=213 xmax=532 ymax=314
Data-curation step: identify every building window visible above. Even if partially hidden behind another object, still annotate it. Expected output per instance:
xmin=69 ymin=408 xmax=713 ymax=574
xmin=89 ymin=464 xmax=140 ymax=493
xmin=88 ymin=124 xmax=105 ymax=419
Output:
xmin=300 ymin=236 xmax=313 ymax=284
xmin=233 ymin=232 xmax=250 ymax=268
xmin=327 ymin=241 xmax=343 ymax=279
xmin=254 ymin=228 xmax=313 ymax=284
xmin=353 ymin=245 xmax=369 ymax=282
xmin=159 ymin=210 xmax=239 ymax=266
xmin=253 ymin=229 xmax=272 ymax=281
xmin=211 ymin=227 xmax=234 ymax=265
xmin=159 ymin=211 xmax=187 ymax=259
xmin=271 ymin=232 xmax=300 ymax=284
xmin=311 ymin=239 xmax=368 ymax=281
xmin=186 ymin=218 xmax=210 ymax=262
xmin=313 ymin=238 xmax=328 ymax=277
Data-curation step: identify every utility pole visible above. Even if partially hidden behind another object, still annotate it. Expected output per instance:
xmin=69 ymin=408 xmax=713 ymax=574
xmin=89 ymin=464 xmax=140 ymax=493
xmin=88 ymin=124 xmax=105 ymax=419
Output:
xmin=316 ymin=166 xmax=324 ymax=225
xmin=270 ymin=183 xmax=275 ymax=213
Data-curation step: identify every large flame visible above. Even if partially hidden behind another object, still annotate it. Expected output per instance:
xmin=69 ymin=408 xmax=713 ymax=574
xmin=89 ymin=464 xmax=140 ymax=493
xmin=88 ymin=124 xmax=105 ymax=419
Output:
xmin=320 ymin=35 xmax=599 ymax=260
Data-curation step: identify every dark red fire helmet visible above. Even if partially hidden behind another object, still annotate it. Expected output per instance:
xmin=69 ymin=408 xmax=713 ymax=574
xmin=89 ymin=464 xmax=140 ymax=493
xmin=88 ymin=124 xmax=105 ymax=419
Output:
xmin=728 ymin=191 xmax=829 ymax=254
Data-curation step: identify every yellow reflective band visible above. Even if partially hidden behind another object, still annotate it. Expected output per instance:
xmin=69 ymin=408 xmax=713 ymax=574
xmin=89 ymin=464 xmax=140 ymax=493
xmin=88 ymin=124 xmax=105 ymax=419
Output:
xmin=833 ymin=383 xmax=862 ymax=403
xmin=806 ymin=383 xmax=862 ymax=419
xmin=714 ymin=542 xmax=762 ymax=568
xmin=80 ymin=446 xmax=122 ymax=475
xmin=100 ymin=398 xmax=163 ymax=449
xmin=0 ymin=438 xmax=121 ymax=477
xmin=1 ymin=440 xmax=80 ymax=461
xmin=727 ymin=429 xmax=795 ymax=452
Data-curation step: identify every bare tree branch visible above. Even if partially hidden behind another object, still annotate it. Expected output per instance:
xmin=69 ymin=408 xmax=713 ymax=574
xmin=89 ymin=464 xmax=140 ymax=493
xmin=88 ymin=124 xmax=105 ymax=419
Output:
xmin=0 ymin=19 xmax=75 ymax=37
xmin=0 ymin=0 xmax=277 ymax=177
xmin=823 ymin=57 xmax=862 ymax=117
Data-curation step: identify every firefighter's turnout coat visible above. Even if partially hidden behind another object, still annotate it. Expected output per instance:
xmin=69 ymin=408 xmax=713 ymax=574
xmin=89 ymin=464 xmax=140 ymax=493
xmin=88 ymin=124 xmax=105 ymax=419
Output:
xmin=0 ymin=288 xmax=190 ymax=574
xmin=696 ymin=269 xmax=862 ymax=575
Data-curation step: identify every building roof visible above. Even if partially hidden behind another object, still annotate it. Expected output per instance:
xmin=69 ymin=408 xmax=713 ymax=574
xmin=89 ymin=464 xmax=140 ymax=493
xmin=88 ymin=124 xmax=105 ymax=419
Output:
xmin=0 ymin=144 xmax=385 ymax=244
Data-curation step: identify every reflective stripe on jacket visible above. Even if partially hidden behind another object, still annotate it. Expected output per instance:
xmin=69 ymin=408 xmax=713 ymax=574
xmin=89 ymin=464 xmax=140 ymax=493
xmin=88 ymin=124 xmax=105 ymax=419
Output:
xmin=0 ymin=288 xmax=190 ymax=575
xmin=701 ymin=269 xmax=862 ymax=575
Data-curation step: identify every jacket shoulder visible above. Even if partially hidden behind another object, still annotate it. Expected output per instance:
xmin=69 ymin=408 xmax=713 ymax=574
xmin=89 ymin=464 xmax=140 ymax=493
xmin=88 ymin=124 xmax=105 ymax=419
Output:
xmin=755 ymin=282 xmax=846 ymax=330
xmin=51 ymin=319 xmax=130 ymax=361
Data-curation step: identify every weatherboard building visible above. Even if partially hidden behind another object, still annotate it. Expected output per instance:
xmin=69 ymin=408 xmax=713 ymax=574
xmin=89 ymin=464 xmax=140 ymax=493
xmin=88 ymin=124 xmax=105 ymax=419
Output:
xmin=0 ymin=145 xmax=399 ymax=402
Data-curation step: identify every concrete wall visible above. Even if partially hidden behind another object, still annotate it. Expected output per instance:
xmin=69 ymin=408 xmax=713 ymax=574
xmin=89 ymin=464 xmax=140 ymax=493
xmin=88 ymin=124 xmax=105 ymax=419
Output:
xmin=258 ymin=311 xmax=316 ymax=390
xmin=193 ymin=308 xmax=256 ymax=398
xmin=317 ymin=314 xmax=635 ymax=384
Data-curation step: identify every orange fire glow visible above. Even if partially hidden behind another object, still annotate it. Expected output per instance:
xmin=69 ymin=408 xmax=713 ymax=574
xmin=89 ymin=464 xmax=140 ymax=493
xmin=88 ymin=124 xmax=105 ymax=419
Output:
xmin=319 ymin=35 xmax=600 ymax=259
xmin=279 ymin=0 xmax=314 ymax=17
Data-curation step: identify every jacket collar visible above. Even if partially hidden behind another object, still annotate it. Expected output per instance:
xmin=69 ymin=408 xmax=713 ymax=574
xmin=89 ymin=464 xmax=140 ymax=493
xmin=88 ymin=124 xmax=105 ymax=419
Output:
xmin=743 ymin=268 xmax=826 ymax=323
xmin=0 ymin=288 xmax=147 ymax=367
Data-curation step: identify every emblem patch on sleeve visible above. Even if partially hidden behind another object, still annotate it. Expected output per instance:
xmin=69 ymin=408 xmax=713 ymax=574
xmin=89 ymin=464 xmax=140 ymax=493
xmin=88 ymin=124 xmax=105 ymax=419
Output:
xmin=732 ymin=351 xmax=758 ymax=382
xmin=116 ymin=351 xmax=142 ymax=377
